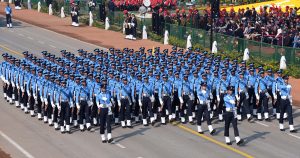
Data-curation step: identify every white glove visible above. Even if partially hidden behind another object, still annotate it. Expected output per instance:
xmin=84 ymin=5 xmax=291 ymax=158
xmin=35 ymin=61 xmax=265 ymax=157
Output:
xmin=246 ymin=93 xmax=249 ymax=99
xmin=274 ymin=94 xmax=277 ymax=100
xmin=226 ymin=107 xmax=231 ymax=112
xmin=88 ymin=100 xmax=92 ymax=106
xmin=200 ymin=100 xmax=204 ymax=104
xmin=189 ymin=95 xmax=194 ymax=101
xmin=99 ymin=104 xmax=104 ymax=108
xmin=56 ymin=103 xmax=61 ymax=110
xmin=41 ymin=97 xmax=44 ymax=103
xmin=45 ymin=100 xmax=48 ymax=105
xmin=256 ymin=94 xmax=260 ymax=100
xmin=150 ymin=95 xmax=155 ymax=102
xmin=179 ymin=97 xmax=184 ymax=104
xmin=33 ymin=95 xmax=37 ymax=100
xmin=96 ymin=102 xmax=100 ymax=108
xmin=12 ymin=82 xmax=15 ymax=87
xmin=139 ymin=100 xmax=142 ymax=106
xmin=108 ymin=107 xmax=113 ymax=115
xmin=1 ymin=76 xmax=4 ymax=81
xmin=229 ymin=100 xmax=235 ymax=104
xmin=118 ymin=100 xmax=121 ymax=106
xmin=289 ymin=96 xmax=293 ymax=105
xmin=51 ymin=102 xmax=55 ymax=108
xmin=210 ymin=93 xmax=213 ymax=99
xmin=217 ymin=95 xmax=220 ymax=102
xmin=17 ymin=85 xmax=19 ymax=89
xmin=76 ymin=103 xmax=80 ymax=109
xmin=159 ymin=99 xmax=163 ymax=106
xmin=236 ymin=95 xmax=240 ymax=101
xmin=70 ymin=102 xmax=74 ymax=108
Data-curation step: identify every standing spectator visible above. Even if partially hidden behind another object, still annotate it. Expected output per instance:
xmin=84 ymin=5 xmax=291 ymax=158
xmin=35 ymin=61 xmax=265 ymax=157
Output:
xmin=131 ymin=14 xmax=137 ymax=40
xmin=71 ymin=3 xmax=80 ymax=27
xmin=108 ymin=0 xmax=115 ymax=16
xmin=5 ymin=3 xmax=12 ymax=28
xmin=293 ymin=33 xmax=300 ymax=48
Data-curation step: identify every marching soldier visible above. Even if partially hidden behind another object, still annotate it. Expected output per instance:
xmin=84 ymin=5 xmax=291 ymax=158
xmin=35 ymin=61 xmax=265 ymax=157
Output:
xmin=12 ymin=60 xmax=21 ymax=108
xmin=235 ymin=71 xmax=252 ymax=121
xmin=75 ymin=78 xmax=92 ymax=132
xmin=278 ymin=76 xmax=297 ymax=133
xmin=139 ymin=75 xmax=154 ymax=126
xmin=27 ymin=67 xmax=38 ymax=117
xmin=158 ymin=75 xmax=173 ymax=125
xmin=273 ymin=70 xmax=285 ymax=119
xmin=36 ymin=69 xmax=45 ymax=120
xmin=97 ymin=84 xmax=114 ymax=143
xmin=265 ymin=69 xmax=276 ymax=116
xmin=132 ymin=73 xmax=143 ymax=123
xmin=90 ymin=75 xmax=101 ymax=126
xmin=196 ymin=82 xmax=216 ymax=135
xmin=118 ymin=77 xmax=133 ymax=128
xmin=246 ymin=68 xmax=257 ymax=117
xmin=53 ymin=77 xmax=62 ymax=130
xmin=255 ymin=71 xmax=271 ymax=121
xmin=178 ymin=75 xmax=194 ymax=124
xmin=58 ymin=80 xmax=73 ymax=134
xmin=224 ymin=86 xmax=244 ymax=145
xmin=216 ymin=73 xmax=230 ymax=121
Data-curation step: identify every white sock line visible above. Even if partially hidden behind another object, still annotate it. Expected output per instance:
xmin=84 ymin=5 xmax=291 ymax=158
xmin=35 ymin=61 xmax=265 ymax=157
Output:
xmin=0 ymin=130 xmax=35 ymax=158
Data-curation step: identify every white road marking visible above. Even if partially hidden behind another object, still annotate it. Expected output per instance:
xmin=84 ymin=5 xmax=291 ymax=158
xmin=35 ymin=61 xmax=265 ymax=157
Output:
xmin=27 ymin=37 xmax=33 ymax=40
xmin=18 ymin=33 xmax=24 ymax=36
xmin=38 ymin=41 xmax=45 ymax=44
xmin=49 ymin=45 xmax=56 ymax=48
xmin=288 ymin=133 xmax=300 ymax=140
xmin=255 ymin=121 xmax=269 ymax=127
xmin=137 ymin=157 xmax=144 ymax=158
xmin=0 ymin=130 xmax=35 ymax=158
xmin=116 ymin=143 xmax=126 ymax=149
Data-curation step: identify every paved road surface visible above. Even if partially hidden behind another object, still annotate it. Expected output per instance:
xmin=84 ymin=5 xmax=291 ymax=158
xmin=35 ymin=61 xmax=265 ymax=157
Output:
xmin=0 ymin=16 xmax=300 ymax=158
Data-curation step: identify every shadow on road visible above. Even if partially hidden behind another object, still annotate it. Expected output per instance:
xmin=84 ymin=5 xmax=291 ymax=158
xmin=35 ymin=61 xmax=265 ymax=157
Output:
xmin=243 ymin=131 xmax=270 ymax=145
xmin=0 ymin=16 xmax=25 ymax=28
xmin=113 ymin=127 xmax=150 ymax=143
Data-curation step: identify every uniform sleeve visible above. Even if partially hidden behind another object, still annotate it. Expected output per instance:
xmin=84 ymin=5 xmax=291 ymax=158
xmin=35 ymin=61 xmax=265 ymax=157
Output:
xmin=158 ymin=85 xmax=162 ymax=100
xmin=138 ymin=85 xmax=143 ymax=101
xmin=75 ymin=88 xmax=80 ymax=104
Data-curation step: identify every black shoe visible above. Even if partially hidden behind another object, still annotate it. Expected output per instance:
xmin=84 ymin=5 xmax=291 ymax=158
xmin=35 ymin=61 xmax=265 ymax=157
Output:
xmin=198 ymin=131 xmax=204 ymax=134
xmin=218 ymin=119 xmax=224 ymax=122
xmin=122 ymin=126 xmax=126 ymax=128
xmin=210 ymin=129 xmax=216 ymax=135
xmin=181 ymin=121 xmax=186 ymax=124
xmin=31 ymin=115 xmax=35 ymax=117
xmin=102 ymin=140 xmax=107 ymax=143
xmin=237 ymin=139 xmax=244 ymax=146
xmin=61 ymin=131 xmax=65 ymax=134
xmin=108 ymin=138 xmax=114 ymax=143
xmin=67 ymin=131 xmax=72 ymax=134
xmin=115 ymin=122 xmax=119 ymax=126
xmin=161 ymin=122 xmax=167 ymax=125
xmin=248 ymin=116 xmax=253 ymax=122
xmin=55 ymin=128 xmax=59 ymax=131
xmin=38 ymin=118 xmax=43 ymax=120
xmin=280 ymin=129 xmax=285 ymax=131
xmin=25 ymin=111 xmax=29 ymax=114
xmin=143 ymin=124 xmax=149 ymax=126
xmin=226 ymin=142 xmax=232 ymax=145
xmin=170 ymin=119 xmax=175 ymax=123
xmin=151 ymin=122 xmax=155 ymax=126
xmin=265 ymin=118 xmax=271 ymax=122
xmin=49 ymin=124 xmax=54 ymax=127
xmin=290 ymin=129 xmax=297 ymax=133
xmin=127 ymin=126 xmax=133 ymax=128
xmin=87 ymin=126 xmax=92 ymax=131
xmin=73 ymin=125 xmax=79 ymax=128
xmin=44 ymin=121 xmax=48 ymax=124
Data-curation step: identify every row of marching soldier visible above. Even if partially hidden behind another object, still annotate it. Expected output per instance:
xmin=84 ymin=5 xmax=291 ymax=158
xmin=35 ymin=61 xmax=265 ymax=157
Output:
xmin=0 ymin=46 xmax=296 ymax=145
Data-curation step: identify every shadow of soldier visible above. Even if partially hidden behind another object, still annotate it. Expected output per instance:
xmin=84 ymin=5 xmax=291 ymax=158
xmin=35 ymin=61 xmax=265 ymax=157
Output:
xmin=112 ymin=127 xmax=151 ymax=143
xmin=242 ymin=131 xmax=270 ymax=145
